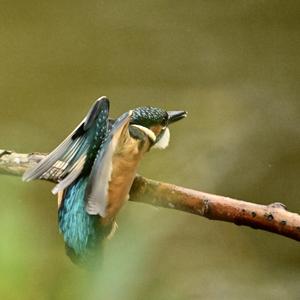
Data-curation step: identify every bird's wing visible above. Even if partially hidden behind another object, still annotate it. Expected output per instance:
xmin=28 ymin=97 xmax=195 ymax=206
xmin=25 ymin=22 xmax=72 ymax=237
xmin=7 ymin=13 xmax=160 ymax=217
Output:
xmin=85 ymin=111 xmax=132 ymax=217
xmin=22 ymin=97 xmax=110 ymax=193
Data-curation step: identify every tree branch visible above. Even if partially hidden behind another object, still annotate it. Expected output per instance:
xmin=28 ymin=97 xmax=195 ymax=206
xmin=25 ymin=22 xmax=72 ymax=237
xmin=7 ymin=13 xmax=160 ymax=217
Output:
xmin=1 ymin=149 xmax=299 ymax=242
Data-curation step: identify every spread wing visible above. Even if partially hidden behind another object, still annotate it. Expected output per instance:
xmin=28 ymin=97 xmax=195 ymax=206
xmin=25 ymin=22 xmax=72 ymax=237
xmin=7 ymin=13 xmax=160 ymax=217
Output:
xmin=85 ymin=111 xmax=132 ymax=217
xmin=22 ymin=96 xmax=110 ymax=194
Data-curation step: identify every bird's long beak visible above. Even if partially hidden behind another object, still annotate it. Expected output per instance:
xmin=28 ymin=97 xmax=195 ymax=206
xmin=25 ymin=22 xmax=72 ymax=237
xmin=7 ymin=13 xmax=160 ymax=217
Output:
xmin=167 ymin=111 xmax=187 ymax=124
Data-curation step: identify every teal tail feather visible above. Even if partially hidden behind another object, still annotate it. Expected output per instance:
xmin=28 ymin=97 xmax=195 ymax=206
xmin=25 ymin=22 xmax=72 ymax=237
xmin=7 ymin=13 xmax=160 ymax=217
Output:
xmin=58 ymin=177 xmax=111 ymax=265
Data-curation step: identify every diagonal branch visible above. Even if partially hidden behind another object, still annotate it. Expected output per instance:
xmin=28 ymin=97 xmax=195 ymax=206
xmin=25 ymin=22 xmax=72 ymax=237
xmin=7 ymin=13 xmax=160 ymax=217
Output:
xmin=0 ymin=149 xmax=299 ymax=242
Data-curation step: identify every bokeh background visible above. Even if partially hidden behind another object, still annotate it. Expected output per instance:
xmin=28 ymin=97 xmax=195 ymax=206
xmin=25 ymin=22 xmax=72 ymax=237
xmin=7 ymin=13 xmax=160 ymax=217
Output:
xmin=0 ymin=1 xmax=299 ymax=299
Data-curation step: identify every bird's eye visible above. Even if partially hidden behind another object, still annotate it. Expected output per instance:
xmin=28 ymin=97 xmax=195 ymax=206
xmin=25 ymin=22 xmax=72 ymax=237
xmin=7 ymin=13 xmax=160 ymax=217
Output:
xmin=161 ymin=117 xmax=168 ymax=127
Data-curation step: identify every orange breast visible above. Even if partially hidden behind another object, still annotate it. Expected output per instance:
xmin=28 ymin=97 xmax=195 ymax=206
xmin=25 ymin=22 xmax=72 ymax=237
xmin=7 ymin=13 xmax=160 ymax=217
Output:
xmin=101 ymin=135 xmax=151 ymax=224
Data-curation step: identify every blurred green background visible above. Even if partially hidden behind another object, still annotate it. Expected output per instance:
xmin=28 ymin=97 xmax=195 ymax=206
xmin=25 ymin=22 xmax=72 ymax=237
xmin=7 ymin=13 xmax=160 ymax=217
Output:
xmin=0 ymin=1 xmax=299 ymax=299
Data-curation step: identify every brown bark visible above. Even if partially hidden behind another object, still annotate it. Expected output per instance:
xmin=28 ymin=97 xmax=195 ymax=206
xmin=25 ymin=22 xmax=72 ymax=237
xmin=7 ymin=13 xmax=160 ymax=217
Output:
xmin=1 ymin=149 xmax=299 ymax=242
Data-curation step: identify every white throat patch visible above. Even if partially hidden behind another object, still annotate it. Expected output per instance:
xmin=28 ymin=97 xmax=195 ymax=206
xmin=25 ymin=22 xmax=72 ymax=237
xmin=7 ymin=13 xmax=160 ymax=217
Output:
xmin=153 ymin=128 xmax=170 ymax=149
xmin=131 ymin=124 xmax=156 ymax=142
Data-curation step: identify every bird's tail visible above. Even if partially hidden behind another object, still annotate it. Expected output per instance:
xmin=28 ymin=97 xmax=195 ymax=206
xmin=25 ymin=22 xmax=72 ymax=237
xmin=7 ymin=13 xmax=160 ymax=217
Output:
xmin=58 ymin=177 xmax=112 ymax=267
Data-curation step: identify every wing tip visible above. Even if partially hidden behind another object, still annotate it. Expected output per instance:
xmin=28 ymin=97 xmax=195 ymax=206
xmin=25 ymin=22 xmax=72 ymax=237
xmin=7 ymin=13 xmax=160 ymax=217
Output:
xmin=22 ymin=175 xmax=30 ymax=182
xmin=22 ymin=169 xmax=36 ymax=182
xmin=51 ymin=186 xmax=59 ymax=195
xmin=83 ymin=96 xmax=111 ymax=131
xmin=96 ymin=96 xmax=110 ymax=108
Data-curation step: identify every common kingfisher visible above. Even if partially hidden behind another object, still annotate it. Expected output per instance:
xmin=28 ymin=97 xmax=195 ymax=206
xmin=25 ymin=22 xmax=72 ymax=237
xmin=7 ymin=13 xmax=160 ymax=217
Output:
xmin=23 ymin=97 xmax=187 ymax=264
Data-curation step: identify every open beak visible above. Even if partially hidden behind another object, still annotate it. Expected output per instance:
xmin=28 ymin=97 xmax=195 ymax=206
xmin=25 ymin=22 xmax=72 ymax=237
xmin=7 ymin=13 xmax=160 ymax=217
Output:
xmin=167 ymin=111 xmax=187 ymax=124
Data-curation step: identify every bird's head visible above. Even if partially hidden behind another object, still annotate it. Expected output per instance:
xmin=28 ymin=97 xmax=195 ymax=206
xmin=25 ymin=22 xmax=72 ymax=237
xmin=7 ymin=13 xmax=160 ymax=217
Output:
xmin=130 ymin=106 xmax=187 ymax=149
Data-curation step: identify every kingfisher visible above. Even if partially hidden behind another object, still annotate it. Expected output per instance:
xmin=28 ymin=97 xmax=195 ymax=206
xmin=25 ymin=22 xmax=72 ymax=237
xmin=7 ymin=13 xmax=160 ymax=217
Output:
xmin=23 ymin=96 xmax=187 ymax=264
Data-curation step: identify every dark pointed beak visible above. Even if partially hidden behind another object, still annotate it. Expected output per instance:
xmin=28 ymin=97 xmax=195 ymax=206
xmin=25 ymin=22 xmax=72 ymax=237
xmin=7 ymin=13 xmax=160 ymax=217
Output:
xmin=167 ymin=111 xmax=187 ymax=124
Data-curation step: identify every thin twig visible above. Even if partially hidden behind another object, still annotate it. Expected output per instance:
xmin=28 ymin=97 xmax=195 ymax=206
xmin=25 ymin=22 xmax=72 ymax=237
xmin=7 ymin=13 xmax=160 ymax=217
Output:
xmin=0 ymin=149 xmax=299 ymax=242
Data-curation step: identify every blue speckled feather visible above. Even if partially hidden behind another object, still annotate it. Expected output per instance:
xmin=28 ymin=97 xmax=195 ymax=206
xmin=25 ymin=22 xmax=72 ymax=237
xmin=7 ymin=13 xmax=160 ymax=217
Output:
xmin=58 ymin=177 xmax=98 ymax=256
xmin=23 ymin=97 xmax=111 ymax=263
xmin=22 ymin=97 xmax=110 ymax=190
